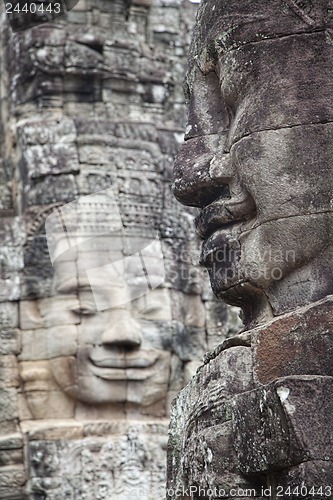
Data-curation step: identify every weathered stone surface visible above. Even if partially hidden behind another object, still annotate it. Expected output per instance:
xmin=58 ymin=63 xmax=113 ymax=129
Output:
xmin=253 ymin=296 xmax=333 ymax=384
xmin=0 ymin=388 xmax=20 ymax=436
xmin=185 ymin=421 xmax=262 ymax=498
xmin=0 ymin=466 xmax=27 ymax=499
xmin=168 ymin=0 xmax=333 ymax=496
xmin=0 ymin=243 xmax=23 ymax=302
xmin=0 ymin=329 xmax=20 ymax=356
xmin=25 ymin=174 xmax=79 ymax=207
xmin=0 ymin=434 xmax=23 ymax=450
xmin=0 ymin=0 xmax=242 ymax=497
xmin=168 ymin=346 xmax=255 ymax=497
xmin=169 ymin=303 xmax=333 ymax=497
xmin=24 ymin=423 xmax=168 ymax=499
xmin=21 ymin=235 xmax=55 ymax=300
xmin=0 ymin=355 xmax=19 ymax=388
xmin=173 ymin=0 xmax=333 ymax=326
xmin=233 ymin=382 xmax=306 ymax=474
xmin=18 ymin=117 xmax=79 ymax=179
xmin=273 ymin=461 xmax=333 ymax=499
xmin=0 ymin=448 xmax=23 ymax=467
xmin=20 ymin=420 xmax=84 ymax=441
xmin=19 ymin=360 xmax=76 ymax=420
xmin=0 ymin=303 xmax=20 ymax=356
xmin=0 ymin=432 xmax=24 ymax=484
xmin=18 ymin=325 xmax=78 ymax=360
xmin=0 ymin=388 xmax=18 ymax=423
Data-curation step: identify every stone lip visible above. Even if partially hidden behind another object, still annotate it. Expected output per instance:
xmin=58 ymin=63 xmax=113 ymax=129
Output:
xmin=89 ymin=349 xmax=159 ymax=369
xmin=203 ymin=330 xmax=252 ymax=364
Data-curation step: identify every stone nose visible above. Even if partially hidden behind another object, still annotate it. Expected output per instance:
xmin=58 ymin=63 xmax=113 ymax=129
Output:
xmin=101 ymin=308 xmax=141 ymax=349
xmin=172 ymin=135 xmax=235 ymax=208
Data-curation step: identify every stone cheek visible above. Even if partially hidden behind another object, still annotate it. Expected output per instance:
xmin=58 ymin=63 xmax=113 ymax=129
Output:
xmin=167 ymin=298 xmax=333 ymax=499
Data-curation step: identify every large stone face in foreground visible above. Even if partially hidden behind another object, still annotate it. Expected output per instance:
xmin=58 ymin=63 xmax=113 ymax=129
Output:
xmin=167 ymin=0 xmax=333 ymax=497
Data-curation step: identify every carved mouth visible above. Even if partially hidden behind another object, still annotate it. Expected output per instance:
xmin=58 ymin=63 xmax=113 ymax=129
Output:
xmin=88 ymin=349 xmax=160 ymax=380
xmin=90 ymin=353 xmax=158 ymax=369
xmin=89 ymin=364 xmax=127 ymax=380
xmin=195 ymin=194 xmax=256 ymax=240
xmin=195 ymin=204 xmax=238 ymax=240
xmin=200 ymin=225 xmax=241 ymax=267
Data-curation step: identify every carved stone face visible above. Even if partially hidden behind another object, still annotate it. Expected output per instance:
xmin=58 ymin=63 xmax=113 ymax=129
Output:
xmin=173 ymin=0 xmax=333 ymax=327
xmin=43 ymin=234 xmax=173 ymax=409
xmin=19 ymin=224 xmax=210 ymax=418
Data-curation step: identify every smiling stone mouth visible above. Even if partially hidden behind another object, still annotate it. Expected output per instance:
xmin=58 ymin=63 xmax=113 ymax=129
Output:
xmin=89 ymin=351 xmax=159 ymax=369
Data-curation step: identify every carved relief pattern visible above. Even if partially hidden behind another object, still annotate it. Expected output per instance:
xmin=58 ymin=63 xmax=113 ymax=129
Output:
xmin=27 ymin=426 xmax=167 ymax=499
xmin=0 ymin=0 xmax=242 ymax=498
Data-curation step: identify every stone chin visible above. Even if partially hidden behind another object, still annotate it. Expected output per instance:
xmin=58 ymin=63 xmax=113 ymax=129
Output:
xmin=206 ymin=263 xmax=270 ymax=330
xmin=202 ymin=211 xmax=333 ymax=329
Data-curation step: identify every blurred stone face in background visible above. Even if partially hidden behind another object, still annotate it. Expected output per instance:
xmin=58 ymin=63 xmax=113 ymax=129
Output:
xmin=19 ymin=190 xmax=199 ymax=418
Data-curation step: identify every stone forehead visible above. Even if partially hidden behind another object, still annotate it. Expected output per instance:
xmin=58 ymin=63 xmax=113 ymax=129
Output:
xmin=190 ymin=0 xmax=329 ymax=71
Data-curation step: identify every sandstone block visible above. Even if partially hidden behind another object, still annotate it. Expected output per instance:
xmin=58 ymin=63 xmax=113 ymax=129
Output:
xmin=0 ymin=465 xmax=26 ymax=499
xmin=0 ymin=217 xmax=24 ymax=248
xmin=233 ymin=376 xmax=333 ymax=474
xmin=185 ymin=422 xmax=262 ymax=498
xmin=253 ymin=296 xmax=333 ymax=384
xmin=25 ymin=174 xmax=78 ymax=207
xmin=0 ymin=355 xmax=19 ymax=388
xmin=273 ymin=460 xmax=333 ymax=498
xmin=22 ymin=143 xmax=79 ymax=179
xmin=0 ymin=329 xmax=20 ymax=356
xmin=168 ymin=347 xmax=255 ymax=497
xmin=0 ymin=434 xmax=23 ymax=450
xmin=19 ymin=300 xmax=43 ymax=330
xmin=21 ymin=420 xmax=84 ymax=441
xmin=24 ymin=390 xmax=75 ymax=420
xmin=0 ymin=388 xmax=19 ymax=424
xmin=0 ymin=448 xmax=23 ymax=467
